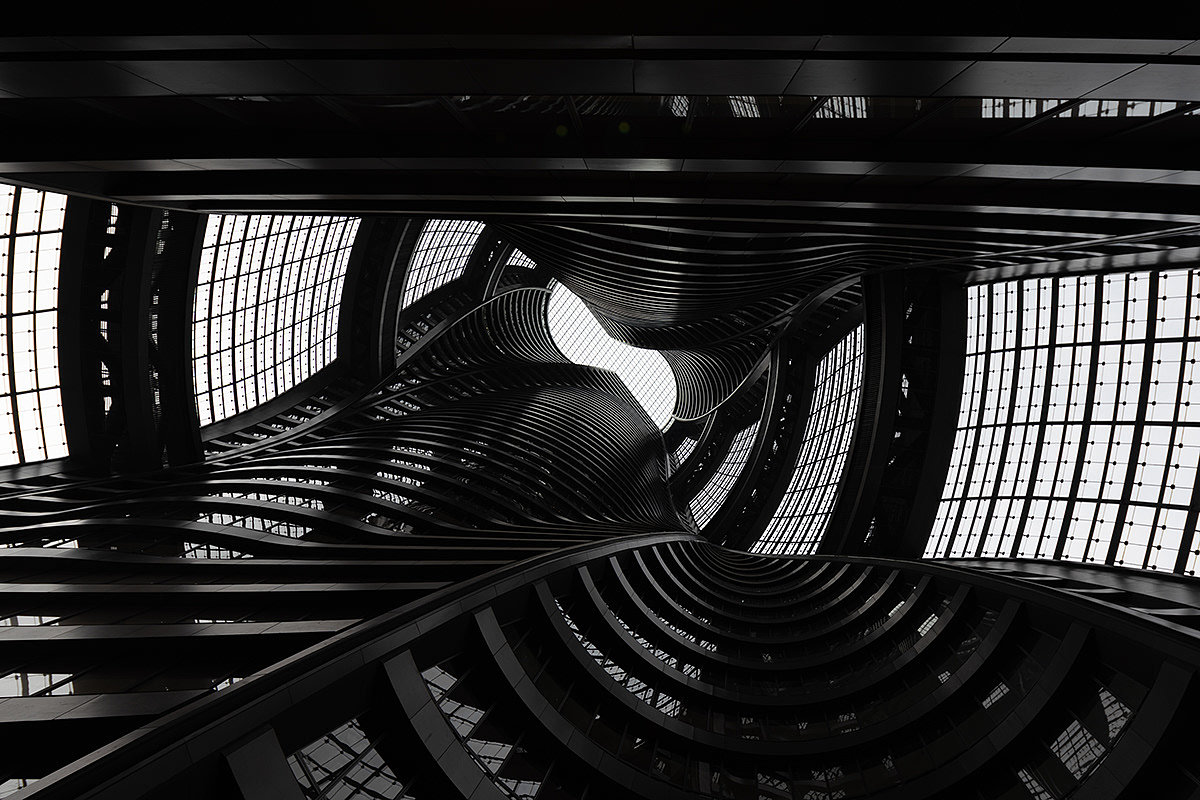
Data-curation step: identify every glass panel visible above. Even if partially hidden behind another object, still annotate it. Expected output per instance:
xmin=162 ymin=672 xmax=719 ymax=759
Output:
xmin=728 ymin=96 xmax=760 ymax=118
xmin=752 ymin=326 xmax=864 ymax=555
xmin=814 ymin=97 xmax=869 ymax=119
xmin=401 ymin=219 xmax=486 ymax=308
xmin=931 ymin=268 xmax=1200 ymax=575
xmin=0 ymin=184 xmax=68 ymax=466
xmin=690 ymin=421 xmax=761 ymax=529
xmin=290 ymin=719 xmax=415 ymax=800
xmin=505 ymin=248 xmax=536 ymax=269
xmin=547 ymin=281 xmax=676 ymax=429
xmin=192 ymin=214 xmax=359 ymax=427
xmin=669 ymin=436 xmax=698 ymax=475
xmin=980 ymin=99 xmax=1195 ymax=119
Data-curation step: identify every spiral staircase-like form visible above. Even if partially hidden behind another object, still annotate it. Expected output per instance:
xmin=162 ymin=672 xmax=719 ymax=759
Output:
xmin=18 ymin=536 xmax=1200 ymax=800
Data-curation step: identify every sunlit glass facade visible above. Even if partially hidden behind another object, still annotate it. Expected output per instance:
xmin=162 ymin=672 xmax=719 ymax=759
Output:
xmin=547 ymin=282 xmax=676 ymax=429
xmin=669 ymin=435 xmax=698 ymax=475
xmin=689 ymin=421 xmax=760 ymax=529
xmin=192 ymin=214 xmax=359 ymax=427
xmin=752 ymin=326 xmax=864 ymax=555
xmin=0 ymin=184 xmax=68 ymax=467
xmin=930 ymin=269 xmax=1200 ymax=574
xmin=505 ymin=248 xmax=536 ymax=270
xmin=401 ymin=219 xmax=486 ymax=309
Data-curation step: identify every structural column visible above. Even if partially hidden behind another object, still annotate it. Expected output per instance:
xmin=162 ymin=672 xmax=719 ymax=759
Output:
xmin=58 ymin=199 xmax=203 ymax=473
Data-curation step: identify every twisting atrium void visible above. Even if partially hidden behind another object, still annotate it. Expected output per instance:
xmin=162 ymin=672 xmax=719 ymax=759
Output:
xmin=1 ymin=30 xmax=1200 ymax=800
xmin=546 ymin=281 xmax=677 ymax=429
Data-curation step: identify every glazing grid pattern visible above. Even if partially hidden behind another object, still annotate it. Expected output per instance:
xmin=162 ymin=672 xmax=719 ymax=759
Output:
xmin=689 ymin=422 xmax=761 ymax=529
xmin=505 ymin=248 xmax=536 ymax=269
xmin=981 ymin=98 xmax=1197 ymax=118
xmin=929 ymin=270 xmax=1200 ymax=574
xmin=401 ymin=219 xmax=486 ymax=308
xmin=752 ymin=326 xmax=864 ymax=556
xmin=289 ymin=719 xmax=413 ymax=800
xmin=669 ymin=436 xmax=698 ymax=476
xmin=728 ymin=96 xmax=760 ymax=117
xmin=0 ymin=185 xmax=68 ymax=466
xmin=192 ymin=214 xmax=359 ymax=427
xmin=814 ymin=97 xmax=869 ymax=119
xmin=547 ymin=281 xmax=677 ymax=429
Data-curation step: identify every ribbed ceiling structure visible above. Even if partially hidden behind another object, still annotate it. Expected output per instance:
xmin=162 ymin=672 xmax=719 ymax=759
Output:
xmin=3 ymin=29 xmax=1200 ymax=800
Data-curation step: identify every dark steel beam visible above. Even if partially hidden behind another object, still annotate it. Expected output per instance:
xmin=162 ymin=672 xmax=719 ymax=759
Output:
xmin=889 ymin=278 xmax=967 ymax=558
xmin=56 ymin=199 xmax=164 ymax=473
xmin=819 ymin=272 xmax=905 ymax=554
xmin=999 ymin=97 xmax=1087 ymax=136
xmin=337 ymin=217 xmax=417 ymax=383
xmin=150 ymin=209 xmax=204 ymax=467
xmin=1105 ymin=100 xmax=1200 ymax=138
xmin=57 ymin=197 xmax=110 ymax=472
xmin=114 ymin=206 xmax=159 ymax=471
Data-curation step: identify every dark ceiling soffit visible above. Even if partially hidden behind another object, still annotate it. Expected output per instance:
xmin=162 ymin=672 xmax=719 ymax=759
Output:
xmin=4 ymin=40 xmax=1200 ymax=99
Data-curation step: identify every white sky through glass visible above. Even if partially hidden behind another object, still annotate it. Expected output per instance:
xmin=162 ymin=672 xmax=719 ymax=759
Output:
xmin=192 ymin=214 xmax=359 ymax=427
xmin=547 ymin=282 xmax=676 ymax=429
xmin=0 ymin=184 xmax=68 ymax=466
xmin=929 ymin=269 xmax=1200 ymax=575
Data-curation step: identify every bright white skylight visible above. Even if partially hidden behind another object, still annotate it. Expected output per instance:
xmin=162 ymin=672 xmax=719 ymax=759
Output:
xmin=0 ymin=184 xmax=68 ymax=466
xmin=546 ymin=281 xmax=676 ymax=429
xmin=728 ymin=96 xmax=760 ymax=118
xmin=981 ymin=98 xmax=1199 ymax=119
xmin=690 ymin=422 xmax=760 ymax=529
xmin=401 ymin=219 xmax=486 ymax=308
xmin=506 ymin=248 xmax=536 ymax=269
xmin=930 ymin=269 xmax=1200 ymax=575
xmin=752 ymin=325 xmax=864 ymax=556
xmin=193 ymin=214 xmax=359 ymax=427
xmin=814 ymin=97 xmax=869 ymax=119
